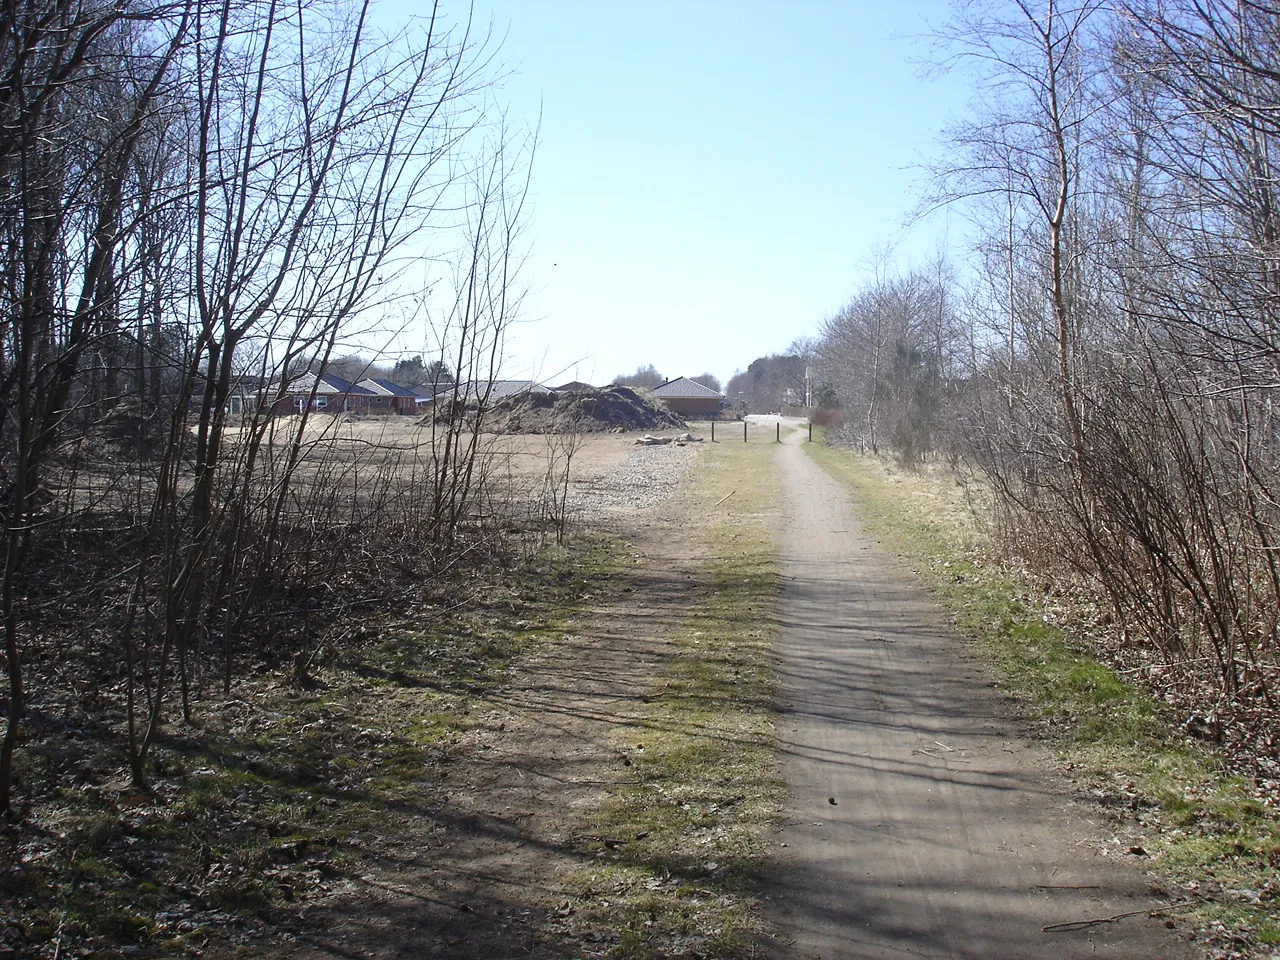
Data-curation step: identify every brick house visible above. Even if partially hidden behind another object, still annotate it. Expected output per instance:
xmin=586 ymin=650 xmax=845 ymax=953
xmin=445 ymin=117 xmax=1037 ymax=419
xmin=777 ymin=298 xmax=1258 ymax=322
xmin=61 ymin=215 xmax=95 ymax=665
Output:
xmin=357 ymin=378 xmax=420 ymax=414
xmin=650 ymin=377 xmax=725 ymax=418
xmin=267 ymin=372 xmax=382 ymax=415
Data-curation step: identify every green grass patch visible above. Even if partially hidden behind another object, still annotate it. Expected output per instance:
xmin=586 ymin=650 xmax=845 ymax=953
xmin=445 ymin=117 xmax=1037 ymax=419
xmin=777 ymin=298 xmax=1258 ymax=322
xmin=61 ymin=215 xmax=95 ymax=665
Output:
xmin=804 ymin=440 xmax=1280 ymax=949
xmin=570 ymin=439 xmax=785 ymax=959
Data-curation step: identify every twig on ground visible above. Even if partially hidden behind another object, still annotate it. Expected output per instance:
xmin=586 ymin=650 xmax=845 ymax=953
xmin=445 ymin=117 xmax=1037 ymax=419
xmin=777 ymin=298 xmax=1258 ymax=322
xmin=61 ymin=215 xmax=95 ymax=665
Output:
xmin=1034 ymin=883 xmax=1101 ymax=890
xmin=913 ymin=748 xmax=970 ymax=763
xmin=1042 ymin=904 xmax=1193 ymax=933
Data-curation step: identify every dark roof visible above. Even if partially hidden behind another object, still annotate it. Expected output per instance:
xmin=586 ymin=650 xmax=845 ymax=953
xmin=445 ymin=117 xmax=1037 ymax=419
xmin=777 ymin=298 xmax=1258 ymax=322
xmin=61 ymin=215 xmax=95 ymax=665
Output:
xmin=652 ymin=376 xmax=724 ymax=400
xmin=321 ymin=373 xmax=376 ymax=395
xmin=359 ymin=377 xmax=418 ymax=398
xmin=278 ymin=372 xmax=376 ymax=396
xmin=553 ymin=380 xmax=594 ymax=392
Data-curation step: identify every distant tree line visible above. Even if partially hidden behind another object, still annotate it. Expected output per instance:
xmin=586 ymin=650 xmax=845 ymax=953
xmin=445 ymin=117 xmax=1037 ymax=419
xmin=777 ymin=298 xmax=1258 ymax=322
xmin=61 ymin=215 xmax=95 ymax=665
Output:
xmin=811 ymin=262 xmax=961 ymax=460
xmin=612 ymin=364 xmax=666 ymax=389
xmin=809 ymin=0 xmax=1280 ymax=715
xmin=726 ymin=341 xmax=816 ymax=416
xmin=300 ymin=354 xmax=456 ymax=389
xmin=612 ymin=365 xmax=721 ymax=393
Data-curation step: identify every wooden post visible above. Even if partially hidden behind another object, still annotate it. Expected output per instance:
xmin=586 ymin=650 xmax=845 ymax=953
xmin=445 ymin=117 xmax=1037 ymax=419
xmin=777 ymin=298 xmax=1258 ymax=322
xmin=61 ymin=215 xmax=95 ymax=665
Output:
xmin=711 ymin=420 xmax=715 ymax=442
xmin=808 ymin=422 xmax=813 ymax=443
xmin=743 ymin=421 xmax=747 ymax=442
xmin=776 ymin=422 xmax=780 ymax=443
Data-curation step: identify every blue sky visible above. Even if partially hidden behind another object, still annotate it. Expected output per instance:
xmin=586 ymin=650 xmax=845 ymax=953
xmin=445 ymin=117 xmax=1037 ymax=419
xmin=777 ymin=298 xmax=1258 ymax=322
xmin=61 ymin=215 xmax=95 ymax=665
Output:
xmin=389 ymin=1 xmax=964 ymax=387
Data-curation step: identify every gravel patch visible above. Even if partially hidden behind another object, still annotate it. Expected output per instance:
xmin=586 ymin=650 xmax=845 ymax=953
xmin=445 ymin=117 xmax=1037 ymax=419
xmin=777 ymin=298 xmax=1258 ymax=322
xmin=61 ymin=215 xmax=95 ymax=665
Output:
xmin=570 ymin=441 xmax=702 ymax=516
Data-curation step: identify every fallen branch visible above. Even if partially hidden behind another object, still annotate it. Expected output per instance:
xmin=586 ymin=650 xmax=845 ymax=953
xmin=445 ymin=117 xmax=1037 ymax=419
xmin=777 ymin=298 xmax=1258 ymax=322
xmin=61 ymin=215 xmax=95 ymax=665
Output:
xmin=715 ymin=490 xmax=736 ymax=506
xmin=911 ymin=747 xmax=967 ymax=762
xmin=1042 ymin=908 xmax=1155 ymax=932
xmin=1034 ymin=883 xmax=1101 ymax=890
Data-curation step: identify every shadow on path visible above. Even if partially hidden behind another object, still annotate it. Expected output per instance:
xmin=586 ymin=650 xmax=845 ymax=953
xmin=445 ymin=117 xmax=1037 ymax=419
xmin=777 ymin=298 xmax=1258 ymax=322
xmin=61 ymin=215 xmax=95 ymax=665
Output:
xmin=761 ymin=439 xmax=1199 ymax=960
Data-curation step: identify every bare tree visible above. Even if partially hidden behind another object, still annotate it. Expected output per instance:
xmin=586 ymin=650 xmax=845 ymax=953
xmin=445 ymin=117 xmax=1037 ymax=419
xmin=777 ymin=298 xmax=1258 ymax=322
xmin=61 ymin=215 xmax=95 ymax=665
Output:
xmin=726 ymin=353 xmax=807 ymax=416
xmin=420 ymin=116 xmax=536 ymax=567
xmin=0 ymin=0 xmax=195 ymax=817
xmin=612 ymin=363 xmax=664 ymax=389
xmin=815 ymin=267 xmax=958 ymax=461
xmin=922 ymin=0 xmax=1280 ymax=710
xmin=0 ymin=0 xmax=532 ymax=812
xmin=120 ymin=0 xmax=513 ymax=787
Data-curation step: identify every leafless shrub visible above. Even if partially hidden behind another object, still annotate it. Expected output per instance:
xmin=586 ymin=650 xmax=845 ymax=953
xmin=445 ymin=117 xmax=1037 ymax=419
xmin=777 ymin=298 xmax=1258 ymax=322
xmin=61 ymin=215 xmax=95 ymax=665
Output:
xmin=815 ymin=1 xmax=1280 ymax=725
xmin=0 ymin=0 xmax=533 ymax=816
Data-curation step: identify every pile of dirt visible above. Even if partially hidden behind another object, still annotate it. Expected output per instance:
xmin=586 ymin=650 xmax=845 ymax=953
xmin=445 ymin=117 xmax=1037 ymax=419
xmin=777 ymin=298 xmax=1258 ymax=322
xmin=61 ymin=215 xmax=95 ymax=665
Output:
xmin=73 ymin=403 xmax=175 ymax=461
xmin=483 ymin=385 xmax=686 ymax=434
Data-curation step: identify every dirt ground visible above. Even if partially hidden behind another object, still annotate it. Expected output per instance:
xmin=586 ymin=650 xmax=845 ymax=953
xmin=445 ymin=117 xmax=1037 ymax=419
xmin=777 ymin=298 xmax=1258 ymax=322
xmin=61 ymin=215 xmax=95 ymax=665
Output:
xmin=230 ymin=427 xmax=718 ymax=960
xmin=481 ymin=384 xmax=688 ymax=435
xmin=239 ymin=413 xmax=686 ymax=484
xmin=763 ymin=430 xmax=1200 ymax=959
xmin=258 ymin=537 xmax=707 ymax=959
xmin=226 ymin=420 xmax=1213 ymax=960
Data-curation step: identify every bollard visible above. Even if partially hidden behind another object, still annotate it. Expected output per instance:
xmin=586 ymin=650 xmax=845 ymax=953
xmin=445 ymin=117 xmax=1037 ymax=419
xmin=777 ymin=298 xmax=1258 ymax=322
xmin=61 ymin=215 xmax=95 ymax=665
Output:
xmin=711 ymin=420 xmax=715 ymax=442
xmin=776 ymin=422 xmax=780 ymax=443
xmin=743 ymin=420 xmax=747 ymax=442
xmin=808 ymin=422 xmax=813 ymax=443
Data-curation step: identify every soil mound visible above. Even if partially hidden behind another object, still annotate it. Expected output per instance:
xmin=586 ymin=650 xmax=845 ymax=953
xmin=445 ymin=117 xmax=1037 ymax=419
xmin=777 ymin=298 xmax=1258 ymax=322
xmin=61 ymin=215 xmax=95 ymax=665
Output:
xmin=484 ymin=385 xmax=686 ymax=434
xmin=80 ymin=403 xmax=174 ymax=460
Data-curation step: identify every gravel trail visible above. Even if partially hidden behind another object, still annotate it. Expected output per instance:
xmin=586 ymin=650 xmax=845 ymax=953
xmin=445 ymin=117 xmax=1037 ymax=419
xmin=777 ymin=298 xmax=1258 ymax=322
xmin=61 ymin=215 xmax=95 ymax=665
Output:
xmin=764 ymin=431 xmax=1199 ymax=959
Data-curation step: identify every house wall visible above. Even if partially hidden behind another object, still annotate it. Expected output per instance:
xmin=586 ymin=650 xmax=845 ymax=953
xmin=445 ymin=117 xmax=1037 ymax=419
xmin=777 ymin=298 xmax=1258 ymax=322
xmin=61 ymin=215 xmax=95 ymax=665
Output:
xmin=356 ymin=395 xmax=393 ymax=414
xmin=268 ymin=395 xmax=301 ymax=416
xmin=268 ymin=393 xmax=388 ymax=415
xmin=657 ymin=396 xmax=722 ymax=418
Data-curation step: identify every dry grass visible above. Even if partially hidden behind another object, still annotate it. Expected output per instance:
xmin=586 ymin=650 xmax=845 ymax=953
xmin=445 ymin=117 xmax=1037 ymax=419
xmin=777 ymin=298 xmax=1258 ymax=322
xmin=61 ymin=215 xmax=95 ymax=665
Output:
xmin=57 ymin=411 xmax=645 ymax=519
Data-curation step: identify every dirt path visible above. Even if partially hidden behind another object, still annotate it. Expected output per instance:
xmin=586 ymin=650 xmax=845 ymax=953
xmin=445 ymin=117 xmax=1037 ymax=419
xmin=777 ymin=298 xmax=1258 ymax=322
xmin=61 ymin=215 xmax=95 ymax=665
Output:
xmin=261 ymin=463 xmax=711 ymax=959
xmin=764 ymin=432 xmax=1200 ymax=960
xmin=277 ymin=544 xmax=699 ymax=959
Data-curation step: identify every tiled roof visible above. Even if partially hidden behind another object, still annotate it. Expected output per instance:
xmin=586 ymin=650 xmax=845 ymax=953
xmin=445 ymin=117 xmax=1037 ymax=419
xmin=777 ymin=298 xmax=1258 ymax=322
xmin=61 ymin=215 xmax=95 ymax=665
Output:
xmin=282 ymin=372 xmax=376 ymax=396
xmin=652 ymin=377 xmax=724 ymax=399
xmin=358 ymin=378 xmax=418 ymax=398
xmin=459 ymin=380 xmax=551 ymax=400
xmin=321 ymin=373 xmax=377 ymax=395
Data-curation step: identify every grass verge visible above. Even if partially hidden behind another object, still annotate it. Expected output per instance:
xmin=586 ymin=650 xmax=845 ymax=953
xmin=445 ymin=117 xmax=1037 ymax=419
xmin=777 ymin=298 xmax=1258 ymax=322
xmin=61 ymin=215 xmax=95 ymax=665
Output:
xmin=804 ymin=438 xmax=1280 ymax=953
xmin=566 ymin=437 xmax=785 ymax=960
